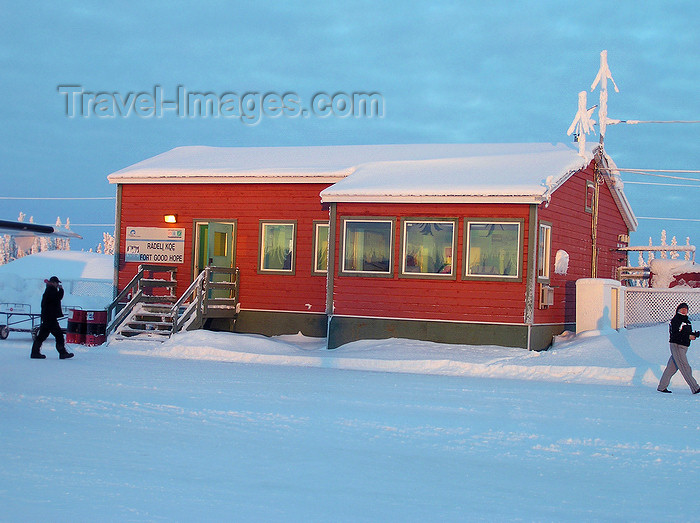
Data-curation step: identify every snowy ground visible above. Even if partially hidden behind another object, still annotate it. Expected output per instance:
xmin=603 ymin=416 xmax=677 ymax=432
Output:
xmin=2 ymin=251 xmax=699 ymax=520
xmin=2 ymin=323 xmax=700 ymax=521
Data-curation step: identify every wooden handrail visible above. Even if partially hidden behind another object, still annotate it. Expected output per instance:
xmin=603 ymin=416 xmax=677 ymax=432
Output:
xmin=137 ymin=264 xmax=178 ymax=273
xmin=106 ymin=289 xmax=144 ymax=335
xmin=172 ymin=267 xmax=240 ymax=334
xmin=106 ymin=266 xmax=146 ymax=331
xmin=171 ymin=268 xmax=209 ymax=333
xmin=106 ymin=264 xmax=179 ymax=335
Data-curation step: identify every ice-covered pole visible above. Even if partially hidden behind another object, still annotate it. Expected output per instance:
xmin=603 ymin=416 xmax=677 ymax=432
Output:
xmin=567 ymin=90 xmax=597 ymax=156
xmin=590 ymin=50 xmax=619 ymax=144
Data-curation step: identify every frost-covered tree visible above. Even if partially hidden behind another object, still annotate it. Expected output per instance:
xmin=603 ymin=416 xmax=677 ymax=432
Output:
xmin=670 ymin=236 xmax=679 ymax=259
xmin=53 ymin=217 xmax=72 ymax=251
xmin=0 ymin=235 xmax=13 ymax=264
xmin=63 ymin=218 xmax=72 ymax=251
xmin=54 ymin=217 xmax=64 ymax=251
xmin=101 ymin=232 xmax=115 ymax=255
xmin=30 ymin=236 xmax=41 ymax=255
xmin=0 ymin=213 xmax=75 ymax=265
xmin=40 ymin=235 xmax=54 ymax=252
xmin=660 ymin=230 xmax=668 ymax=259
xmin=14 ymin=212 xmax=28 ymax=257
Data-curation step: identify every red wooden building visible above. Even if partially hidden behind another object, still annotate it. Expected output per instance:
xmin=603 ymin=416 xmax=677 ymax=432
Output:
xmin=108 ymin=142 xmax=636 ymax=350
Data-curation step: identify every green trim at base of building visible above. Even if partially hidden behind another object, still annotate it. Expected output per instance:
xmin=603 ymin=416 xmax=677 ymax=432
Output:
xmin=327 ymin=316 xmax=573 ymax=351
xmin=528 ymin=323 xmax=575 ymax=352
xmin=234 ymin=310 xmax=328 ymax=338
xmin=210 ymin=310 xmax=571 ymax=351
xmin=328 ymin=316 xmax=523 ymax=350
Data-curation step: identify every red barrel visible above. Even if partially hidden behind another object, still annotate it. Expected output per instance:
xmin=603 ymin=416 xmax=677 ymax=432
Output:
xmin=66 ymin=309 xmax=86 ymax=345
xmin=85 ymin=310 xmax=108 ymax=346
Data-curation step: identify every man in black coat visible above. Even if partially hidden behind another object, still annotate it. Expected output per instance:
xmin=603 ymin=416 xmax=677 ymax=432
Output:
xmin=657 ymin=302 xmax=699 ymax=394
xmin=30 ymin=276 xmax=74 ymax=360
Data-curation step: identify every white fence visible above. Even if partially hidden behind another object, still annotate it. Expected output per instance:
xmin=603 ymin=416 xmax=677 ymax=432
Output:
xmin=70 ymin=279 xmax=113 ymax=300
xmin=21 ymin=278 xmax=113 ymax=301
xmin=624 ymin=287 xmax=700 ymax=327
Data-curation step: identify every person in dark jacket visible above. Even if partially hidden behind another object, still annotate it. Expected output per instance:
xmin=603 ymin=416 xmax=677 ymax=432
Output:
xmin=657 ymin=302 xmax=699 ymax=394
xmin=30 ymin=276 xmax=74 ymax=360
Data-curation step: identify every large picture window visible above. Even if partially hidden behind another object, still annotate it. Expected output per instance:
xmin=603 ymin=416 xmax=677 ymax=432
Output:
xmin=341 ymin=219 xmax=393 ymax=275
xmin=401 ymin=219 xmax=456 ymax=278
xmin=259 ymin=221 xmax=296 ymax=274
xmin=465 ymin=220 xmax=521 ymax=279
xmin=313 ymin=222 xmax=329 ymax=275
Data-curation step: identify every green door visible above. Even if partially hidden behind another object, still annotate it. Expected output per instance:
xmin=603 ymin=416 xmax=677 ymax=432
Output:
xmin=206 ymin=222 xmax=235 ymax=299
xmin=207 ymin=222 xmax=234 ymax=268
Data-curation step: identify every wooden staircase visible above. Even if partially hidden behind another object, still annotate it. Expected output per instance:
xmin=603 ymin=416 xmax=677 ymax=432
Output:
xmin=117 ymin=303 xmax=176 ymax=339
xmin=106 ymin=264 xmax=239 ymax=342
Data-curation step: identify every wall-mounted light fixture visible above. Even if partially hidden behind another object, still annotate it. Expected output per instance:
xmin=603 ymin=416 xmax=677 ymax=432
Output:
xmin=164 ymin=214 xmax=178 ymax=224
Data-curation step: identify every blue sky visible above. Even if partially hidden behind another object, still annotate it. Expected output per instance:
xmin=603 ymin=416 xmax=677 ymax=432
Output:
xmin=1 ymin=1 xmax=699 ymax=251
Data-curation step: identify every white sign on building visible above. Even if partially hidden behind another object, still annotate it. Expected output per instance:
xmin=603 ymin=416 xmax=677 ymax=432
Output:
xmin=125 ymin=227 xmax=186 ymax=264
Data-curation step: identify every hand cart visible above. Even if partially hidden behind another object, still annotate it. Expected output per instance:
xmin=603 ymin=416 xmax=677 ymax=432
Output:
xmin=0 ymin=303 xmax=74 ymax=340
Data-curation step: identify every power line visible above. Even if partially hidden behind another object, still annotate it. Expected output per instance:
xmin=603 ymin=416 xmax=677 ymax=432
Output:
xmin=68 ymin=223 xmax=116 ymax=227
xmin=23 ymin=222 xmax=114 ymax=227
xmin=0 ymin=196 xmax=115 ymax=200
xmin=615 ymin=119 xmax=700 ymax=125
xmin=624 ymin=181 xmax=700 ymax=188
xmin=603 ymin=169 xmax=700 ymax=183
xmin=601 ymin=168 xmax=700 ymax=183
xmin=614 ymin=168 xmax=700 ymax=174
xmin=637 ymin=216 xmax=700 ymax=222
xmin=634 ymin=172 xmax=700 ymax=182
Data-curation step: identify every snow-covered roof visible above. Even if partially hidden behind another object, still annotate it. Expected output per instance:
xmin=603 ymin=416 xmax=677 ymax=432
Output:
xmin=106 ymin=142 xmax=636 ymax=231
xmin=107 ymin=143 xmax=586 ymax=186
xmin=320 ymin=143 xmax=594 ymax=204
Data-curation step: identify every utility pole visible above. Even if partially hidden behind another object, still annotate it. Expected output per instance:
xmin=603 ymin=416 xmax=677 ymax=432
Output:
xmin=570 ymin=51 xmax=700 ymax=277
xmin=590 ymin=49 xmax=619 ymax=146
xmin=589 ymin=50 xmax=618 ymax=277
xmin=566 ymin=91 xmax=596 ymax=156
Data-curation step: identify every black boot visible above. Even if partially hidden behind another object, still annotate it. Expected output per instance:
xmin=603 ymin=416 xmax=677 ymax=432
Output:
xmin=31 ymin=339 xmax=46 ymax=359
xmin=58 ymin=347 xmax=74 ymax=360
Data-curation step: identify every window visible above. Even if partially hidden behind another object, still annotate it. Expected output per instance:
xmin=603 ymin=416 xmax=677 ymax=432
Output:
xmin=585 ymin=180 xmax=595 ymax=213
xmin=465 ymin=220 xmax=522 ymax=279
xmin=341 ymin=218 xmax=393 ymax=276
xmin=313 ymin=222 xmax=329 ymax=275
xmin=401 ymin=219 xmax=456 ymax=278
xmin=213 ymin=231 xmax=228 ymax=257
xmin=538 ymin=223 xmax=552 ymax=281
xmin=259 ymin=221 xmax=296 ymax=274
